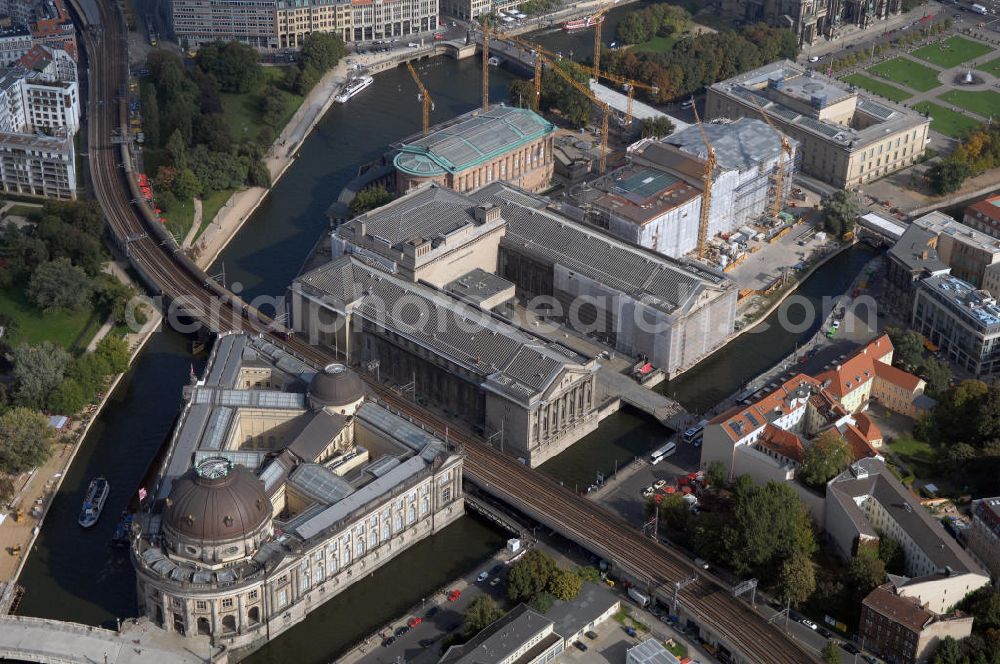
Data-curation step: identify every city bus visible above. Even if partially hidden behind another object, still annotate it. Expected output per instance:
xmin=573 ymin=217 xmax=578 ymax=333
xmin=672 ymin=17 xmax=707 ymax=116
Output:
xmin=649 ymin=441 xmax=676 ymax=464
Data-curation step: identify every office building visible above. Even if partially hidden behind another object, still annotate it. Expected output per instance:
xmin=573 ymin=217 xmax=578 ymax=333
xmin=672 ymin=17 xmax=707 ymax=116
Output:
xmin=912 ymin=274 xmax=1000 ymax=378
xmin=963 ymin=194 xmax=1000 ymax=240
xmin=173 ymin=0 xmax=279 ymax=50
xmin=707 ymin=60 xmax=929 ymax=189
xmin=290 ymin=253 xmax=600 ymax=467
xmin=393 ymin=106 xmax=555 ymax=195
xmin=576 ymin=117 xmax=797 ymax=258
xmin=967 ymin=497 xmax=1000 ymax=581
xmin=715 ymin=0 xmax=902 ymax=45
xmin=860 ymin=582 xmax=974 ymax=664
xmin=911 ymin=211 xmax=1000 ymax=297
xmin=439 ymin=0 xmax=520 ymax=21
xmin=132 ymin=334 xmax=464 ymax=653
xmin=885 ymin=223 xmax=950 ymax=317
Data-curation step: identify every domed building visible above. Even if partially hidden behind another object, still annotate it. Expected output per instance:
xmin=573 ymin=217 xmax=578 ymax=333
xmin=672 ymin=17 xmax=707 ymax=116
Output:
xmin=162 ymin=459 xmax=272 ymax=569
xmin=132 ymin=333 xmax=464 ymax=653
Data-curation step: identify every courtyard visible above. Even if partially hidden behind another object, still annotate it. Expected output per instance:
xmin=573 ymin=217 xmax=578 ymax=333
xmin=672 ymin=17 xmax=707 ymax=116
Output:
xmin=911 ymin=35 xmax=994 ymax=68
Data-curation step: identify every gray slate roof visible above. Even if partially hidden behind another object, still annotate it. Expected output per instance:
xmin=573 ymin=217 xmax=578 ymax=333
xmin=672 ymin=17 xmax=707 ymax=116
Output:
xmin=888 ymin=223 xmax=949 ymax=274
xmin=439 ymin=604 xmax=558 ymax=664
xmin=352 ymin=183 xmax=480 ymax=249
xmin=665 ymin=117 xmax=797 ymax=173
xmin=294 ymin=255 xmax=592 ymax=404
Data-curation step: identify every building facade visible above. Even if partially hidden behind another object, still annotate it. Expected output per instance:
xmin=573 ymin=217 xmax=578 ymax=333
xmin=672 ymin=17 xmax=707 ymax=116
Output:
xmin=132 ymin=334 xmax=464 ymax=655
xmin=393 ymin=106 xmax=555 ymax=195
xmin=0 ymin=130 xmax=74 ymax=198
xmin=173 ymin=0 xmax=280 ymax=50
xmin=860 ymin=583 xmax=974 ymax=664
xmin=276 ymin=0 xmax=439 ymax=49
xmin=707 ymin=61 xmax=929 ymax=189
xmin=0 ymin=26 xmax=31 ymax=66
xmin=912 ymin=274 xmax=1000 ymax=378
xmin=967 ymin=497 xmax=1000 ymax=581
xmin=963 ymin=194 xmax=1000 ymax=240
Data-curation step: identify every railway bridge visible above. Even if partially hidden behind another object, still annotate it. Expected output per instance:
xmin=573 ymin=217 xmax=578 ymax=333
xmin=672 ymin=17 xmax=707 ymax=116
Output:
xmin=64 ymin=0 xmax=819 ymax=661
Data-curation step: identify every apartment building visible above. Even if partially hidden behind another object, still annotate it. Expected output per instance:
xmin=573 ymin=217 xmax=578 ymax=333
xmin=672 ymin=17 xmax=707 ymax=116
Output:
xmin=276 ymin=0 xmax=439 ymax=49
xmin=967 ymin=497 xmax=1000 ymax=581
xmin=0 ymin=26 xmax=31 ymax=66
xmin=0 ymin=129 xmax=74 ymax=198
xmin=707 ymin=60 xmax=929 ymax=189
xmin=912 ymin=274 xmax=1000 ymax=378
xmin=860 ymin=582 xmax=974 ymax=664
xmin=173 ymin=0 xmax=279 ymax=50
xmin=716 ymin=0 xmax=903 ymax=44
xmin=393 ymin=106 xmax=555 ymax=196
xmin=911 ymin=211 xmax=1000 ymax=297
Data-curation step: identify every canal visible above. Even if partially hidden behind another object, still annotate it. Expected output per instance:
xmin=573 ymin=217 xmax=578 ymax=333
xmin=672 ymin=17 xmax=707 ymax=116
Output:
xmin=20 ymin=32 xmax=875 ymax=662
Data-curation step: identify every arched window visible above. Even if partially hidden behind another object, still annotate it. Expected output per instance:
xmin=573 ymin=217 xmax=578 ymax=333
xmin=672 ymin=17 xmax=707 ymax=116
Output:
xmin=222 ymin=615 xmax=237 ymax=634
xmin=197 ymin=617 xmax=211 ymax=635
xmin=248 ymin=606 xmax=260 ymax=625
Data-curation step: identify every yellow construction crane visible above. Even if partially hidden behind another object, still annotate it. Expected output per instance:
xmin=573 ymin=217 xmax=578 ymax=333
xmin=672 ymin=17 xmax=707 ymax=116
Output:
xmin=690 ymin=99 xmax=716 ymax=260
xmin=752 ymin=99 xmax=793 ymax=218
xmin=591 ymin=3 xmax=613 ymax=82
xmin=594 ymin=70 xmax=658 ymax=126
xmin=533 ymin=56 xmax=543 ymax=112
xmin=406 ymin=61 xmax=433 ymax=136
xmin=481 ymin=18 xmax=490 ymax=112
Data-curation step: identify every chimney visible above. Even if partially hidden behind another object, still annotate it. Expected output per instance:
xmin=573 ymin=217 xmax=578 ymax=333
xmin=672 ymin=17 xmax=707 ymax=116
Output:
xmin=474 ymin=203 xmax=501 ymax=225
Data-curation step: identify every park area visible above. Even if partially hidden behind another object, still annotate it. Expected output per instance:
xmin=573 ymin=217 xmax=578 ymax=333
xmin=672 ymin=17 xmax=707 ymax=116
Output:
xmin=912 ymin=101 xmax=982 ymax=138
xmin=912 ymin=35 xmax=994 ymax=69
xmin=938 ymin=89 xmax=1000 ymax=119
xmin=632 ymin=35 xmax=677 ymax=54
xmin=869 ymin=57 xmax=941 ymax=92
xmin=842 ymin=73 xmax=911 ymax=102
xmin=0 ymin=285 xmax=99 ymax=352
xmin=979 ymin=56 xmax=1000 ymax=77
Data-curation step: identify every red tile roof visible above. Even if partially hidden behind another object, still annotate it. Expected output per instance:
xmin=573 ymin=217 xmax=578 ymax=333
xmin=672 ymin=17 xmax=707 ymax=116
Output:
xmin=965 ymin=194 xmax=1000 ymax=226
xmin=863 ymin=584 xmax=933 ymax=633
xmin=815 ymin=335 xmax=894 ymax=399
xmin=874 ymin=360 xmax=923 ymax=392
xmin=757 ymin=424 xmax=806 ymax=463
xmin=854 ymin=413 xmax=882 ymax=442
xmin=18 ymin=45 xmax=51 ymax=72
xmin=713 ymin=374 xmax=819 ymax=442
xmin=841 ymin=424 xmax=880 ymax=461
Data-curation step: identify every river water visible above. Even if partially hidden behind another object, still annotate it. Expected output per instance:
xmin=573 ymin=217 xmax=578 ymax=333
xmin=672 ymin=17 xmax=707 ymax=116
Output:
xmin=18 ymin=31 xmax=875 ymax=663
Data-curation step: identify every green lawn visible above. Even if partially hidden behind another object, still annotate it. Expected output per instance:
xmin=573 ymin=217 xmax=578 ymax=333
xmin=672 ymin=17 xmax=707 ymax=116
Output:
xmin=980 ymin=56 xmax=1000 ymax=77
xmin=869 ymin=58 xmax=942 ymax=92
xmin=888 ymin=435 xmax=937 ymax=479
xmin=160 ymin=195 xmax=195 ymax=245
xmin=194 ymin=189 xmax=237 ymax=242
xmin=913 ymin=101 xmax=981 ymax=138
xmin=842 ymin=73 xmax=912 ymax=102
xmin=632 ymin=35 xmax=677 ymax=54
xmin=0 ymin=284 xmax=100 ymax=352
xmin=220 ymin=66 xmax=304 ymax=144
xmin=912 ymin=35 xmax=994 ymax=69
xmin=937 ymin=89 xmax=1000 ymax=119
xmin=4 ymin=203 xmax=43 ymax=218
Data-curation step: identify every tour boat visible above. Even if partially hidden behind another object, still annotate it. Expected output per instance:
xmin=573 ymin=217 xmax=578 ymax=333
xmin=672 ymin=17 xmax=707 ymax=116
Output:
xmin=111 ymin=512 xmax=134 ymax=546
xmin=334 ymin=75 xmax=374 ymax=103
xmin=78 ymin=477 xmax=109 ymax=528
xmin=562 ymin=15 xmax=597 ymax=31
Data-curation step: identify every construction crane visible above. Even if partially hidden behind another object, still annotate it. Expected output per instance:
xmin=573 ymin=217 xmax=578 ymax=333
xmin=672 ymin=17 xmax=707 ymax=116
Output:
xmin=752 ymin=99 xmax=793 ymax=219
xmin=406 ymin=62 xmax=434 ymax=136
xmin=690 ymin=99 xmax=716 ymax=260
xmin=533 ymin=56 xmax=543 ymax=112
xmin=591 ymin=3 xmax=614 ymax=82
xmin=594 ymin=69 xmax=658 ymax=126
xmin=481 ymin=17 xmax=491 ymax=112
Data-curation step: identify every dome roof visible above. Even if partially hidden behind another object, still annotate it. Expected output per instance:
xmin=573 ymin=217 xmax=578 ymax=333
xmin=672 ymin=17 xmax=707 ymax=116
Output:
xmin=309 ymin=363 xmax=364 ymax=408
xmin=163 ymin=459 xmax=270 ymax=545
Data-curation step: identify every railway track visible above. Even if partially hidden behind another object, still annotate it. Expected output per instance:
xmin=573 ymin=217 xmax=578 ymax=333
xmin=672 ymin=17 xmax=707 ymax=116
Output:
xmin=74 ymin=1 xmax=818 ymax=661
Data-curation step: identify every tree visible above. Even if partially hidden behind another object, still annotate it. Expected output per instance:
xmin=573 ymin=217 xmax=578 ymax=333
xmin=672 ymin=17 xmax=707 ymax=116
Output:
xmin=27 ymin=258 xmax=92 ymax=313
xmin=529 ymin=591 xmax=555 ymax=614
xmin=640 ymin=116 xmax=675 ymax=138
xmin=820 ymin=189 xmax=859 ymax=237
xmin=778 ymin=552 xmax=816 ymax=607
xmin=0 ymin=407 xmax=55 ymax=474
xmin=920 ymin=357 xmax=952 ymax=398
xmin=930 ymin=636 xmax=964 ymax=664
xmin=885 ymin=326 xmax=924 ymax=371
xmin=12 ymin=341 xmax=71 ymax=409
xmin=928 ymin=159 xmax=972 ymax=195
xmin=547 ymin=567 xmax=582 ymax=601
xmin=48 ymin=378 xmax=87 ymax=415
xmin=298 ymin=32 xmax=347 ymax=73
xmin=0 ymin=477 xmax=14 ymax=505
xmin=195 ymin=40 xmax=262 ymax=93
xmin=66 ymin=352 xmax=111 ymax=400
xmin=140 ymin=82 xmax=161 ymax=148
xmin=259 ymin=85 xmax=286 ymax=128
xmin=507 ymin=549 xmax=556 ymax=602
xmin=463 ymin=595 xmax=503 ymax=635
xmin=848 ymin=548 xmax=886 ymax=602
xmin=509 ymin=78 xmax=537 ymax=109
xmin=174 ymin=168 xmax=202 ymax=200
xmin=706 ymin=460 xmax=727 ymax=488
xmin=166 ymin=130 xmax=189 ymax=170
xmin=654 ymin=492 xmax=690 ymax=531
xmin=877 ymin=534 xmax=906 ymax=576
xmin=821 ymin=641 xmax=841 ymax=664
xmin=350 ymin=185 xmax=394 ymax=217
xmin=799 ymin=430 xmax=852 ymax=488
xmin=538 ymin=60 xmax=593 ymax=128
xmin=95 ymin=336 xmax=130 ymax=374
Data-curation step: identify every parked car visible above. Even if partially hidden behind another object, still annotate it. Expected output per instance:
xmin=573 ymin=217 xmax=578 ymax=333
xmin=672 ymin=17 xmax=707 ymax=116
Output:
xmin=625 ymin=626 xmax=637 ymax=637
xmin=490 ymin=577 xmax=502 ymax=587
xmin=477 ymin=571 xmax=489 ymax=582
xmin=574 ymin=641 xmax=589 ymax=652
xmin=800 ymin=619 xmax=818 ymax=630
xmin=425 ymin=606 xmax=439 ymax=618
xmin=489 ymin=564 xmax=503 ymax=575
xmin=382 ymin=636 xmax=396 ymax=647
xmin=841 ymin=642 xmax=860 ymax=654
xmin=419 ymin=638 xmax=435 ymax=648
xmin=585 ymin=631 xmax=598 ymax=640
xmin=395 ymin=625 xmax=410 ymax=637
xmin=808 ymin=55 xmax=820 ymax=62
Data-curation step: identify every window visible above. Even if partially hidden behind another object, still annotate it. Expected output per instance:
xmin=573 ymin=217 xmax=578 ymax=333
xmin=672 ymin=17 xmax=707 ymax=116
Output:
xmin=277 ymin=589 xmax=288 ymax=608
xmin=249 ymin=589 xmax=258 ymax=601
xmin=222 ymin=598 xmax=233 ymax=609
xmin=408 ymin=505 xmax=416 ymax=525
xmin=196 ymin=601 xmax=207 ymax=610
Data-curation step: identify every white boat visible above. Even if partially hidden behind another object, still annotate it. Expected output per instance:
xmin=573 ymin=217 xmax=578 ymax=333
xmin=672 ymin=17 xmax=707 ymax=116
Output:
xmin=78 ymin=477 xmax=109 ymax=528
xmin=335 ymin=75 xmax=374 ymax=103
